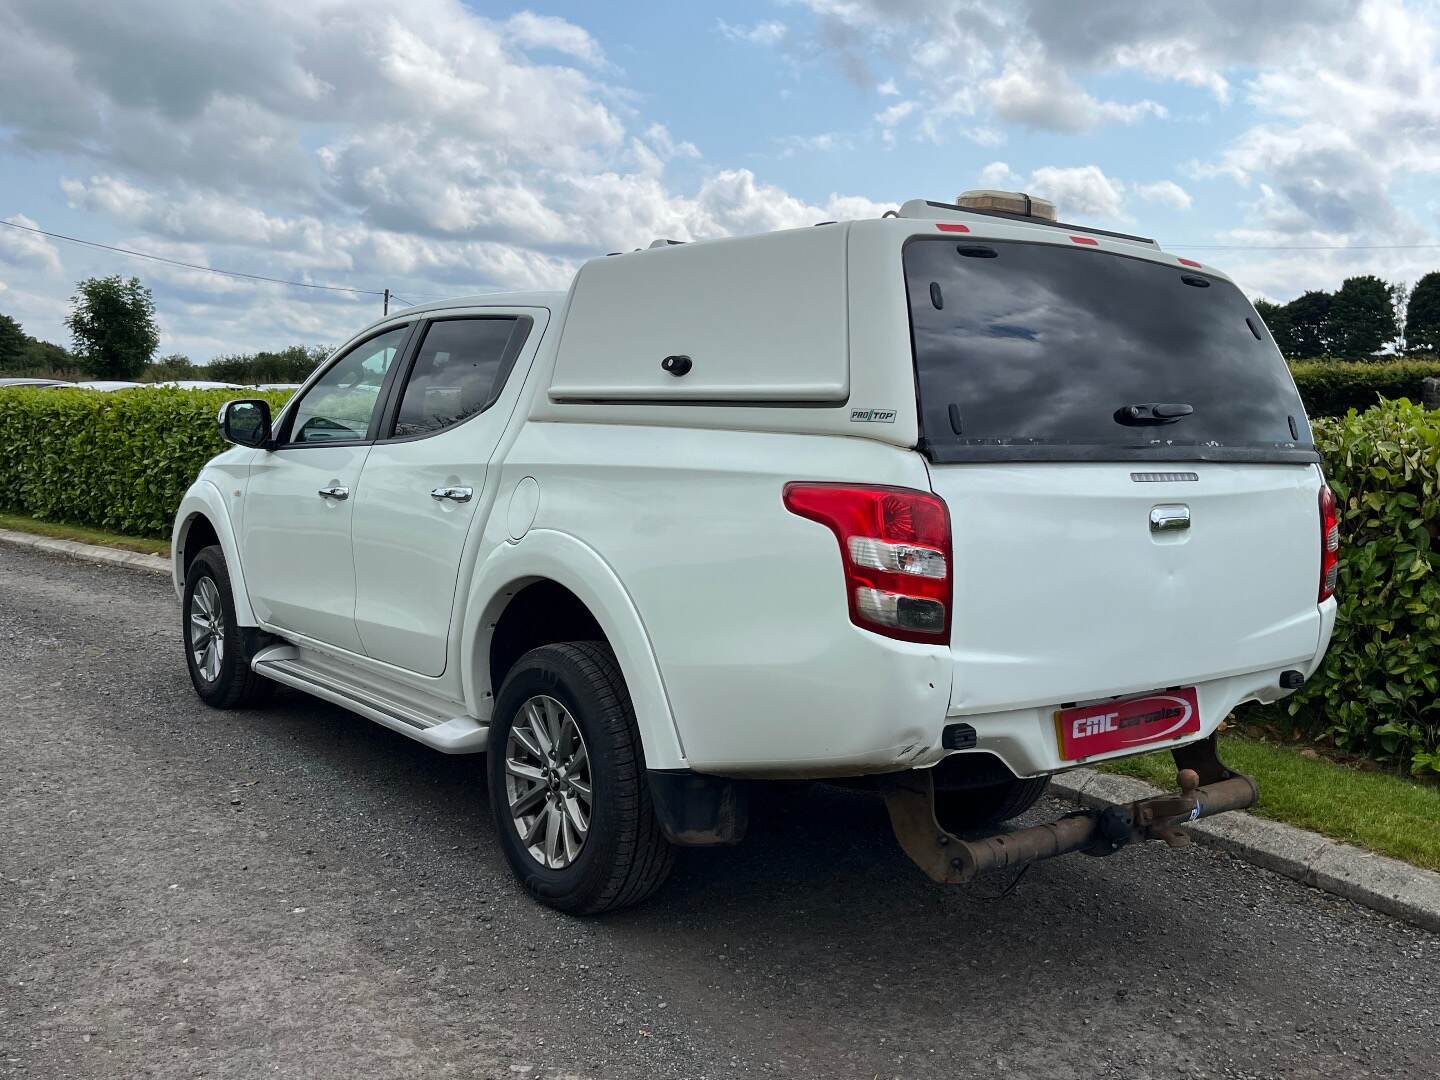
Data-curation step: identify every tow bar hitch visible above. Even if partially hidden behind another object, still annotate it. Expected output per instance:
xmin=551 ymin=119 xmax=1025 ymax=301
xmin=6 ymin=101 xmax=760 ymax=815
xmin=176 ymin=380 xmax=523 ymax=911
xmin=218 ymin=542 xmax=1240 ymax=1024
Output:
xmin=883 ymin=735 xmax=1258 ymax=884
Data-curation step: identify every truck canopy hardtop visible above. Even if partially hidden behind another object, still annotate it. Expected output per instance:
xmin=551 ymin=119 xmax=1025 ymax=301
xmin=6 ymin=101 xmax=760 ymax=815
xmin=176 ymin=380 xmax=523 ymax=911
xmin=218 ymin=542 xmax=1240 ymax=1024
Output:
xmin=409 ymin=196 xmax=1315 ymax=470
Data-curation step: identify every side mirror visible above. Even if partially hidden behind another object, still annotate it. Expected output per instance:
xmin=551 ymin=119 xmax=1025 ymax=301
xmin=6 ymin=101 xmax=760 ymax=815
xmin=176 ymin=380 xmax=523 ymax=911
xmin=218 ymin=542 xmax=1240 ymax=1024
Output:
xmin=218 ymin=398 xmax=272 ymax=448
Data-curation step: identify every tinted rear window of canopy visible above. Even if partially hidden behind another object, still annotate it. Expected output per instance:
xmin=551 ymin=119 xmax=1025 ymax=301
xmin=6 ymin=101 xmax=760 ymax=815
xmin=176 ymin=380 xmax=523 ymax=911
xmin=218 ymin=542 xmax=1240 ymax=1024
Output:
xmin=904 ymin=238 xmax=1315 ymax=463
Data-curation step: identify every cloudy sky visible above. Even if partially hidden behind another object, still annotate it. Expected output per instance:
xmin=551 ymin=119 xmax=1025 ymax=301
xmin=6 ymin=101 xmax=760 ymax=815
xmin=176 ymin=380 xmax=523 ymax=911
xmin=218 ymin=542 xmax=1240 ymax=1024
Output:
xmin=2 ymin=0 xmax=1439 ymax=360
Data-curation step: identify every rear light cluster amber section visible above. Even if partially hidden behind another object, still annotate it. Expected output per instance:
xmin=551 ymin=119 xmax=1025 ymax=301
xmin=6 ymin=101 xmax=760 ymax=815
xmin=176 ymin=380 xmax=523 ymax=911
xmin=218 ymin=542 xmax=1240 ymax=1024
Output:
xmin=1319 ymin=484 xmax=1340 ymax=602
xmin=783 ymin=483 xmax=952 ymax=644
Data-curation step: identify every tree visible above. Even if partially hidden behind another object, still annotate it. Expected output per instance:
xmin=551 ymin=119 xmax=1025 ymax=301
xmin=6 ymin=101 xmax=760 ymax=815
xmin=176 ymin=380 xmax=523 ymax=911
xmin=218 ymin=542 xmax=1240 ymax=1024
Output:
xmin=1329 ymin=274 xmax=1400 ymax=359
xmin=1406 ymin=271 xmax=1440 ymax=354
xmin=65 ymin=275 xmax=160 ymax=379
xmin=1251 ymin=298 xmax=1290 ymax=354
xmin=0 ymin=312 xmax=27 ymax=371
xmin=208 ymin=344 xmax=329 ymax=384
xmin=23 ymin=339 xmax=75 ymax=372
xmin=1278 ymin=290 xmax=1335 ymax=359
xmin=141 ymin=353 xmax=198 ymax=382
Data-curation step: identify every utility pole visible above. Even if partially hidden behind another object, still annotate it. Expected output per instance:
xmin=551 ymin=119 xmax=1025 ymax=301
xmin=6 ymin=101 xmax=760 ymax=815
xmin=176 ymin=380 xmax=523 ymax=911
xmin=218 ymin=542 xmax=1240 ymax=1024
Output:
xmin=383 ymin=288 xmax=390 ymax=316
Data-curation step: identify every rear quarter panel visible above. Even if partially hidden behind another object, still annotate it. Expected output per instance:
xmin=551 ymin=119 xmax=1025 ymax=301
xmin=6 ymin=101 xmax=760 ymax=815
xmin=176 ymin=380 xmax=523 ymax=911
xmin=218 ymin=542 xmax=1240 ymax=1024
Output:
xmin=499 ymin=420 xmax=953 ymax=773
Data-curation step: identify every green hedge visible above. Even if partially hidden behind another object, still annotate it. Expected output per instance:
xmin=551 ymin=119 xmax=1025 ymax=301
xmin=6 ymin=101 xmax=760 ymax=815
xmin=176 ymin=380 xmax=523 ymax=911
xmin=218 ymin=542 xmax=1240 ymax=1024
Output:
xmin=2 ymin=384 xmax=1437 ymax=774
xmin=1288 ymin=399 xmax=1440 ymax=775
xmin=1289 ymin=359 xmax=1440 ymax=417
xmin=0 ymin=387 xmax=292 ymax=539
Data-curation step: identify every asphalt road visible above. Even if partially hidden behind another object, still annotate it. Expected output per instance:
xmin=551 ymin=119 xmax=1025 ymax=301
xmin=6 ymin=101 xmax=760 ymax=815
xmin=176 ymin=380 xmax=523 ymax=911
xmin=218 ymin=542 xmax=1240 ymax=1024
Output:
xmin=2 ymin=543 xmax=1436 ymax=1080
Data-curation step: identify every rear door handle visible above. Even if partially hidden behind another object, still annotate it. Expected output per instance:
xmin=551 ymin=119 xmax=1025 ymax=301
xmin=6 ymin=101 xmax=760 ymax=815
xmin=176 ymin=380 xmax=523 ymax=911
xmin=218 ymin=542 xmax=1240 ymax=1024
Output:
xmin=430 ymin=486 xmax=473 ymax=503
xmin=1150 ymin=504 xmax=1190 ymax=532
xmin=317 ymin=485 xmax=350 ymax=501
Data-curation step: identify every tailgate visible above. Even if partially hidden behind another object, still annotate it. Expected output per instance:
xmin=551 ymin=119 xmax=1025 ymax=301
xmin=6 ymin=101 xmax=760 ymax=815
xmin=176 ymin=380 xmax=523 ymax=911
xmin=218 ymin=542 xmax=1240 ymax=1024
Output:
xmin=932 ymin=462 xmax=1325 ymax=714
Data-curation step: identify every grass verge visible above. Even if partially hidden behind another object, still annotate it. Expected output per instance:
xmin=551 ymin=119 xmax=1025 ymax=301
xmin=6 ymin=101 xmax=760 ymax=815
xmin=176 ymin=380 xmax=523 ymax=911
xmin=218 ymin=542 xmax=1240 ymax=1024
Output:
xmin=0 ymin=511 xmax=170 ymax=557
xmin=1101 ymin=734 xmax=1440 ymax=872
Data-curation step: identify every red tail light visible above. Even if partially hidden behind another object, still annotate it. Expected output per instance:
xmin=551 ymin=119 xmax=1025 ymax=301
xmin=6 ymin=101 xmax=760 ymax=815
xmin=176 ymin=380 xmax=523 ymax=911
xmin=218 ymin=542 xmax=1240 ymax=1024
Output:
xmin=783 ymin=483 xmax=952 ymax=644
xmin=1319 ymin=484 xmax=1340 ymax=602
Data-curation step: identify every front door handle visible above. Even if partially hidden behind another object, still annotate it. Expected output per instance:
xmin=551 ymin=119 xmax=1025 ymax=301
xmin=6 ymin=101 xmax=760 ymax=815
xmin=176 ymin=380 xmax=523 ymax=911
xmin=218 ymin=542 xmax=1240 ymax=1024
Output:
xmin=317 ymin=485 xmax=350 ymax=501
xmin=430 ymin=486 xmax=473 ymax=503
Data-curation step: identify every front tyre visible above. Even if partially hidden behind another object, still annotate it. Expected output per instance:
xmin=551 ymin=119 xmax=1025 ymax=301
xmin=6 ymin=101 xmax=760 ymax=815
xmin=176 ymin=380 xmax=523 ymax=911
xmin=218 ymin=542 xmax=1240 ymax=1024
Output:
xmin=487 ymin=642 xmax=674 ymax=914
xmin=182 ymin=545 xmax=274 ymax=709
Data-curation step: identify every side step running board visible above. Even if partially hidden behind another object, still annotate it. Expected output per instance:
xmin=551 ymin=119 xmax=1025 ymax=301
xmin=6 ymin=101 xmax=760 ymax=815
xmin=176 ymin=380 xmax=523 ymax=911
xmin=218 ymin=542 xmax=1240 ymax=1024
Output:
xmin=252 ymin=645 xmax=488 ymax=754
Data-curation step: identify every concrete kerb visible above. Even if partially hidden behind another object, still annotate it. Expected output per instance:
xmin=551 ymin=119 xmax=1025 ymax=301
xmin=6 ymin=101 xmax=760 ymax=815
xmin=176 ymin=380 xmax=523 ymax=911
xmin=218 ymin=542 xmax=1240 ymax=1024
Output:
xmin=1049 ymin=767 xmax=1440 ymax=934
xmin=0 ymin=527 xmax=171 ymax=576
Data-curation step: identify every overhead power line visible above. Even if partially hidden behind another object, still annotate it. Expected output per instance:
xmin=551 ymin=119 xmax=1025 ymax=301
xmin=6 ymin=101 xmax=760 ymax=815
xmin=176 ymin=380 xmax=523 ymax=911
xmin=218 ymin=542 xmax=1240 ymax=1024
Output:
xmin=0 ymin=218 xmax=396 ymax=298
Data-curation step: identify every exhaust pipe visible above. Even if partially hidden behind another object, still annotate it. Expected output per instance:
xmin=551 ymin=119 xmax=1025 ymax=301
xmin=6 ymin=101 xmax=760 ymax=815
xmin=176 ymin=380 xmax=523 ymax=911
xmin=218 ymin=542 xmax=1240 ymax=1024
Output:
xmin=883 ymin=738 xmax=1258 ymax=885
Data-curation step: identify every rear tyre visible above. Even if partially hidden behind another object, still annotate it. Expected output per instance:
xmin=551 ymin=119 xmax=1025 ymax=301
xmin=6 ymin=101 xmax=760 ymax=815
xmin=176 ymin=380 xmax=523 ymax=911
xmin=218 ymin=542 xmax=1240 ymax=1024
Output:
xmin=182 ymin=545 xmax=274 ymax=709
xmin=487 ymin=642 xmax=674 ymax=914
xmin=934 ymin=776 xmax=1050 ymax=830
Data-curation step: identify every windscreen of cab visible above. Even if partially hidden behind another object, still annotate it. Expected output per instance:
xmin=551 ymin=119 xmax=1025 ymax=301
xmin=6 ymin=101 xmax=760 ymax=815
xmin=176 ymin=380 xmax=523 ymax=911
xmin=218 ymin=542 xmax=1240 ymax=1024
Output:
xmin=904 ymin=237 xmax=1317 ymax=463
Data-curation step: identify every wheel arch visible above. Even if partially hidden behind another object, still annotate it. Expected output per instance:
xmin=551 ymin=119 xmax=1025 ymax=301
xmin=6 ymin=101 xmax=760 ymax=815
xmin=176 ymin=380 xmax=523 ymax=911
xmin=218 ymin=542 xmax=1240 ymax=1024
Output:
xmin=171 ymin=480 xmax=258 ymax=626
xmin=461 ymin=530 xmax=687 ymax=771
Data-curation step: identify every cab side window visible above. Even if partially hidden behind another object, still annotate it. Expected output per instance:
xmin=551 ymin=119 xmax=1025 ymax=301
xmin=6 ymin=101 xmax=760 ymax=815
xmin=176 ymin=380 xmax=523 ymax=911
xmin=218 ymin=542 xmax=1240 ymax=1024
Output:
xmin=287 ymin=326 xmax=408 ymax=444
xmin=390 ymin=318 xmax=527 ymax=439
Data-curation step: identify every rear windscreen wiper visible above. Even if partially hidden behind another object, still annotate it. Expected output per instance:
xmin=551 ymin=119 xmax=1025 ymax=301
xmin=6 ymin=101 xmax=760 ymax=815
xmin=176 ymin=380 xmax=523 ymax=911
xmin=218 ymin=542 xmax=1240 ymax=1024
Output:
xmin=1114 ymin=402 xmax=1194 ymax=426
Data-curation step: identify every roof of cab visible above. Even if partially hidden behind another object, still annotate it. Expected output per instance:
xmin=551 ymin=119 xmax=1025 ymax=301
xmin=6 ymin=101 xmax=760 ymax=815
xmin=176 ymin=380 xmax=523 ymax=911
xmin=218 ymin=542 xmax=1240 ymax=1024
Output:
xmin=397 ymin=291 xmax=566 ymax=317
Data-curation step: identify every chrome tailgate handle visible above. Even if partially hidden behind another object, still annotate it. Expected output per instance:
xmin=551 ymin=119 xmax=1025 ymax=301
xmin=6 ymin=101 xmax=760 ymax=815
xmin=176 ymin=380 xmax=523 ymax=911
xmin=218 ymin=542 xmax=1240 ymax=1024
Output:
xmin=430 ymin=486 xmax=473 ymax=503
xmin=1150 ymin=504 xmax=1190 ymax=532
xmin=317 ymin=485 xmax=350 ymax=501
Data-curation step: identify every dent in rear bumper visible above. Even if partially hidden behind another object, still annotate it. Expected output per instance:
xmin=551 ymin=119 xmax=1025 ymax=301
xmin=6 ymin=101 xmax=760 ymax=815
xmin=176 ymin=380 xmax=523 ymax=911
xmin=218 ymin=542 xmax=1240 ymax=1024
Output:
xmin=1306 ymin=596 xmax=1338 ymax=678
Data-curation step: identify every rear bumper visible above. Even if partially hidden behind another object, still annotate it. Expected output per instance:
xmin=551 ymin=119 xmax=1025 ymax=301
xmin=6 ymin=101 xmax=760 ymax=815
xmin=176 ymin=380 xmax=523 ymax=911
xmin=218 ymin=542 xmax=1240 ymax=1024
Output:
xmin=688 ymin=596 xmax=1335 ymax=782
xmin=942 ymin=660 xmax=1320 ymax=779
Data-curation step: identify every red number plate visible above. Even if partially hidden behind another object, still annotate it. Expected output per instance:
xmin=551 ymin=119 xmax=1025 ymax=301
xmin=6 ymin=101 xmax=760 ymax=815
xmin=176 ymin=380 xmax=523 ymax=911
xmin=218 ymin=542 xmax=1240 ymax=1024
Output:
xmin=1055 ymin=687 xmax=1201 ymax=761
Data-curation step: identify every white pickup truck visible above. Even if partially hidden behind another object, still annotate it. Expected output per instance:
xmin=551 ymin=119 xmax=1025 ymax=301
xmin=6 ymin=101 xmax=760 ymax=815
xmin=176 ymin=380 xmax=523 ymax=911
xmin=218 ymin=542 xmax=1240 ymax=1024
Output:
xmin=173 ymin=191 xmax=1338 ymax=912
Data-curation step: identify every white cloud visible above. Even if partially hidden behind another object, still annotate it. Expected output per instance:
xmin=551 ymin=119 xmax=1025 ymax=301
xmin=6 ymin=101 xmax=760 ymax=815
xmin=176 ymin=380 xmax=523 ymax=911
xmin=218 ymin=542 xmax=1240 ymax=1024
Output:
xmin=716 ymin=19 xmax=787 ymax=46
xmin=1134 ymin=180 xmax=1194 ymax=211
xmin=875 ymin=101 xmax=918 ymax=128
xmin=0 ymin=0 xmax=899 ymax=356
xmin=775 ymin=132 xmax=852 ymax=156
xmin=1027 ymin=166 xmax=1129 ymax=220
xmin=0 ymin=0 xmax=627 ymax=199
xmin=790 ymin=1 xmax=1174 ymax=133
xmin=774 ymin=0 xmax=1440 ymax=298
xmin=984 ymin=55 xmax=1167 ymax=133
xmin=4 ymin=0 xmax=1439 ymax=354
xmin=0 ymin=214 xmax=64 ymax=275
xmin=503 ymin=11 xmax=607 ymax=67
xmin=1216 ymin=1 xmax=1440 ymax=239
xmin=643 ymin=124 xmax=701 ymax=163
xmin=969 ymin=164 xmax=1191 ymax=223
xmin=791 ymin=0 xmax=1355 ymax=110
xmin=978 ymin=162 xmax=1018 ymax=188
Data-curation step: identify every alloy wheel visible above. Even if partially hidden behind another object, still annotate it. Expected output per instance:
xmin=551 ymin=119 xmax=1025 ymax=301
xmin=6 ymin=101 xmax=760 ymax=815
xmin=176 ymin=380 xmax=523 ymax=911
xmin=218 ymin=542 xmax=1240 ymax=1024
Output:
xmin=188 ymin=576 xmax=225 ymax=683
xmin=504 ymin=695 xmax=593 ymax=869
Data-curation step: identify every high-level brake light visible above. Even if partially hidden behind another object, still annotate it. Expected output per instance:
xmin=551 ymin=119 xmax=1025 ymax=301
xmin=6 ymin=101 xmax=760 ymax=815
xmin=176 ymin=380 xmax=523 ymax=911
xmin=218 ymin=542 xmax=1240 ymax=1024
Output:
xmin=783 ymin=484 xmax=952 ymax=644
